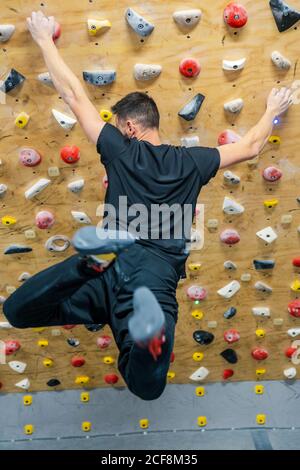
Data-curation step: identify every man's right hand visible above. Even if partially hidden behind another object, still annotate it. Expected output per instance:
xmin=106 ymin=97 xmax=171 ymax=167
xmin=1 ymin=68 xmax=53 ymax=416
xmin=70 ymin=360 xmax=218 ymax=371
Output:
xmin=266 ymin=87 xmax=293 ymax=116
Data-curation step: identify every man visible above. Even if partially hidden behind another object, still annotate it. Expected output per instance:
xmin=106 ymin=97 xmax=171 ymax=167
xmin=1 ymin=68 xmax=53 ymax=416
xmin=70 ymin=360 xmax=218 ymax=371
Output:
xmin=3 ymin=12 xmax=292 ymax=401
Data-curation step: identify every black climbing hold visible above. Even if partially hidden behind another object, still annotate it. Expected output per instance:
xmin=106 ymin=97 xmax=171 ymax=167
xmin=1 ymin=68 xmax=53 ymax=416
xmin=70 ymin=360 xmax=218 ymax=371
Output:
xmin=220 ymin=348 xmax=238 ymax=364
xmin=253 ymin=259 xmax=276 ymax=270
xmin=84 ymin=324 xmax=105 ymax=332
xmin=193 ymin=330 xmax=214 ymax=345
xmin=224 ymin=306 xmax=237 ymax=319
xmin=4 ymin=245 xmax=32 ymax=255
xmin=0 ymin=68 xmax=25 ymax=93
xmin=67 ymin=338 xmax=80 ymax=347
xmin=47 ymin=379 xmax=61 ymax=387
xmin=178 ymin=93 xmax=205 ymax=121
xmin=269 ymin=0 xmax=300 ymax=32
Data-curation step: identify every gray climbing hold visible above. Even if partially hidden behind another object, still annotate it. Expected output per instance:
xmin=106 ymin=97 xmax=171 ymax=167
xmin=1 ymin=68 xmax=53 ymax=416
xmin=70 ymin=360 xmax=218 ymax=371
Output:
xmin=224 ymin=260 xmax=237 ymax=270
xmin=223 ymin=171 xmax=240 ymax=185
xmin=18 ymin=272 xmax=31 ymax=282
xmin=83 ymin=70 xmax=116 ymax=86
xmin=85 ymin=324 xmax=104 ymax=332
xmin=223 ymin=197 xmax=245 ymax=215
xmin=269 ymin=0 xmax=300 ymax=32
xmin=254 ymin=281 xmax=273 ymax=293
xmin=0 ymin=25 xmax=15 ymax=42
xmin=224 ymin=98 xmax=244 ymax=114
xmin=0 ymin=183 xmax=8 ymax=197
xmin=253 ymin=259 xmax=276 ymax=270
xmin=271 ymin=50 xmax=291 ymax=69
xmin=224 ymin=307 xmax=237 ymax=319
xmin=37 ymin=72 xmax=53 ymax=87
xmin=134 ymin=63 xmax=162 ymax=81
xmin=125 ymin=8 xmax=154 ymax=37
xmin=178 ymin=94 xmax=205 ymax=121
xmin=193 ymin=330 xmax=214 ymax=345
xmin=173 ymin=9 xmax=202 ymax=28
xmin=0 ymin=68 xmax=25 ymax=93
xmin=67 ymin=338 xmax=80 ymax=347
xmin=220 ymin=349 xmax=238 ymax=364
xmin=4 ymin=245 xmax=32 ymax=255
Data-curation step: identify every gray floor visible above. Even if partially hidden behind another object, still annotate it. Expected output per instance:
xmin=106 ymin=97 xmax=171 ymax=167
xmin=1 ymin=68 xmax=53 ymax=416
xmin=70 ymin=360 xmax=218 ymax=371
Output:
xmin=1 ymin=381 xmax=300 ymax=450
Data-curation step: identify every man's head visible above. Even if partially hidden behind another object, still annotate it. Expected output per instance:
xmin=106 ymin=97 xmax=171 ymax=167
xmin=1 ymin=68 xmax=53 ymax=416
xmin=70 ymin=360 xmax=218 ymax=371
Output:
xmin=111 ymin=92 xmax=160 ymax=138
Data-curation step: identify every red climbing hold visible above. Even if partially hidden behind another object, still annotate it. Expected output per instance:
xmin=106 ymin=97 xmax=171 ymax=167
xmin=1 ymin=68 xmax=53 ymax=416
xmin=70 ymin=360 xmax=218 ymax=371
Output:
xmin=187 ymin=285 xmax=207 ymax=301
xmin=97 ymin=335 xmax=112 ymax=350
xmin=71 ymin=356 xmax=86 ymax=367
xmin=292 ymin=257 xmax=300 ymax=267
xmin=5 ymin=340 xmax=21 ymax=355
xmin=103 ymin=175 xmax=109 ymax=189
xmin=223 ymin=369 xmax=234 ymax=379
xmin=104 ymin=374 xmax=119 ymax=385
xmin=19 ymin=148 xmax=42 ymax=167
xmin=288 ymin=299 xmax=300 ymax=318
xmin=251 ymin=347 xmax=269 ymax=360
xmin=220 ymin=229 xmax=240 ymax=245
xmin=218 ymin=130 xmax=241 ymax=146
xmin=179 ymin=58 xmax=201 ymax=78
xmin=170 ymin=351 xmax=175 ymax=363
xmin=262 ymin=166 xmax=282 ymax=183
xmin=224 ymin=329 xmax=240 ymax=344
xmin=285 ymin=347 xmax=297 ymax=358
xmin=60 ymin=145 xmax=80 ymax=164
xmin=223 ymin=2 xmax=248 ymax=29
xmin=53 ymin=22 xmax=61 ymax=41
xmin=63 ymin=325 xmax=76 ymax=330
xmin=35 ymin=211 xmax=55 ymax=230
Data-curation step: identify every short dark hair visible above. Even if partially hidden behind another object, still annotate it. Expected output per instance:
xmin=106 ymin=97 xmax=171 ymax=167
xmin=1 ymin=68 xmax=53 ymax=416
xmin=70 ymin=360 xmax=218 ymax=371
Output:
xmin=111 ymin=92 xmax=160 ymax=129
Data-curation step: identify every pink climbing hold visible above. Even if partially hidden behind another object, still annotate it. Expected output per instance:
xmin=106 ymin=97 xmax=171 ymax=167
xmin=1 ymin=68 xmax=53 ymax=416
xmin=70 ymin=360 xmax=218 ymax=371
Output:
xmin=53 ymin=22 xmax=61 ymax=41
xmin=223 ymin=369 xmax=234 ymax=379
xmin=187 ymin=285 xmax=207 ymax=301
xmin=103 ymin=175 xmax=109 ymax=189
xmin=224 ymin=329 xmax=240 ymax=344
xmin=220 ymin=229 xmax=240 ymax=245
xmin=288 ymin=299 xmax=300 ymax=318
xmin=251 ymin=347 xmax=269 ymax=360
xmin=35 ymin=210 xmax=55 ymax=230
xmin=218 ymin=130 xmax=241 ymax=146
xmin=262 ymin=166 xmax=282 ymax=182
xmin=5 ymin=340 xmax=21 ymax=355
xmin=71 ymin=356 xmax=86 ymax=367
xmin=179 ymin=58 xmax=201 ymax=78
xmin=97 ymin=335 xmax=112 ymax=350
xmin=104 ymin=374 xmax=119 ymax=385
xmin=19 ymin=148 xmax=41 ymax=167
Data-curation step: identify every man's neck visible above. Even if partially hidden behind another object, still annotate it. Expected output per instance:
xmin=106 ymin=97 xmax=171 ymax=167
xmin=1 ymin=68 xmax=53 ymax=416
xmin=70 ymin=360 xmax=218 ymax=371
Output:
xmin=137 ymin=128 xmax=162 ymax=146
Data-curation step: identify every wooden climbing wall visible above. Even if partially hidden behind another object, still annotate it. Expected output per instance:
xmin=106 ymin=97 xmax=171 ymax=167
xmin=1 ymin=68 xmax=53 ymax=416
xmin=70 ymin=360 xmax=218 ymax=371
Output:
xmin=1 ymin=0 xmax=300 ymax=393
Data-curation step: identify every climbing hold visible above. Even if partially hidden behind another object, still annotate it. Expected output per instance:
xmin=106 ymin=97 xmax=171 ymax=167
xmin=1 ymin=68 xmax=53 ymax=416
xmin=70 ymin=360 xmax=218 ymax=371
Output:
xmin=25 ymin=178 xmax=51 ymax=200
xmin=224 ymin=260 xmax=237 ymax=270
xmin=0 ymin=183 xmax=8 ymax=197
xmin=223 ymin=197 xmax=244 ymax=215
xmin=103 ymin=356 xmax=115 ymax=365
xmin=252 ymin=307 xmax=271 ymax=318
xmin=269 ymin=0 xmax=300 ymax=32
xmin=222 ymin=58 xmax=246 ymax=71
xmin=24 ymin=230 xmax=36 ymax=240
xmin=224 ymin=306 xmax=237 ymax=319
xmin=188 ymin=263 xmax=202 ymax=272
xmin=252 ymin=347 xmax=269 ymax=360
xmin=134 ymin=64 xmax=162 ymax=81
xmin=218 ymin=281 xmax=240 ymax=299
xmin=207 ymin=321 xmax=218 ymax=328
xmin=5 ymin=340 xmax=21 ymax=355
xmin=193 ymin=352 xmax=204 ymax=362
xmin=179 ymin=58 xmax=201 ymax=78
xmin=104 ymin=374 xmax=119 ymax=385
xmin=256 ymin=329 xmax=266 ymax=338
xmin=100 ymin=109 xmax=113 ymax=122
xmin=240 ymin=273 xmax=251 ymax=282
xmin=256 ymin=368 xmax=266 ymax=378
xmin=262 ymin=166 xmax=282 ymax=182
xmin=271 ymin=51 xmax=291 ymax=71
xmin=52 ymin=109 xmax=77 ymax=130
xmin=1 ymin=215 xmax=17 ymax=226
xmin=170 ymin=352 xmax=175 ymax=363
xmin=254 ymin=282 xmax=273 ymax=294
xmin=218 ymin=130 xmax=241 ymax=145
xmin=264 ymin=199 xmax=278 ymax=209
xmin=67 ymin=338 xmax=80 ymax=347
xmin=81 ymin=392 xmax=90 ymax=402
xmin=87 ymin=19 xmax=111 ymax=36
xmin=68 ymin=179 xmax=85 ymax=193
xmin=4 ymin=244 xmax=32 ymax=255
xmin=0 ymin=24 xmax=15 ymax=42
xmin=256 ymin=226 xmax=278 ymax=244
xmin=71 ymin=356 xmax=86 ymax=367
xmin=284 ymin=367 xmax=297 ymax=379
xmin=8 ymin=361 xmax=27 ymax=373
xmin=19 ymin=148 xmax=41 ymax=167
xmin=223 ymin=170 xmax=240 ymax=185
xmin=223 ymin=369 xmax=234 ymax=380
xmin=285 ymin=346 xmax=297 ymax=358
xmin=288 ymin=299 xmax=300 ymax=318
xmin=281 ymin=214 xmax=293 ymax=225
xmin=0 ymin=320 xmax=11 ymax=327
xmin=37 ymin=340 xmax=48 ymax=348
xmin=181 ymin=136 xmax=200 ymax=147
xmin=274 ymin=319 xmax=284 ymax=326
xmin=191 ymin=309 xmax=204 ymax=320
xmin=189 ymin=366 xmax=209 ymax=381
xmin=97 ymin=335 xmax=112 ymax=349
xmin=206 ymin=219 xmax=219 ymax=230
xmin=178 ymin=94 xmax=205 ymax=121
xmin=291 ymin=279 xmax=300 ymax=292
xmin=23 ymin=395 xmax=32 ymax=406
xmin=140 ymin=419 xmax=149 ymax=429
xmin=75 ymin=376 xmax=90 ymax=385
xmin=220 ymin=348 xmax=238 ymax=364
xmin=193 ymin=330 xmax=214 ymax=345
xmin=256 ymin=414 xmax=266 ymax=425
xmin=255 ymin=385 xmax=265 ymax=394
xmin=224 ymin=98 xmax=244 ymax=114
xmin=82 ymin=422 xmax=91 ymax=432
xmin=52 ymin=21 xmax=61 ymax=41
xmin=43 ymin=358 xmax=54 ymax=368
xmin=85 ymin=324 xmax=104 ymax=332
xmin=35 ymin=211 xmax=55 ymax=230
xmin=224 ymin=329 xmax=240 ymax=344
xmin=83 ymin=70 xmax=116 ymax=86
xmin=71 ymin=211 xmax=92 ymax=225
xmin=24 ymin=425 xmax=34 ymax=435
xmin=197 ymin=416 xmax=207 ymax=427
xmin=220 ymin=229 xmax=240 ymax=245
xmin=0 ymin=69 xmax=25 ymax=93
xmin=223 ymin=3 xmax=248 ymax=28
xmin=253 ymin=259 xmax=275 ymax=270
xmin=195 ymin=386 xmax=205 ymax=397
xmin=45 ymin=235 xmax=70 ymax=253
xmin=287 ymin=328 xmax=300 ymax=338
xmin=37 ymin=72 xmax=53 ymax=87
xmin=167 ymin=371 xmax=176 ymax=380
xmin=51 ymin=329 xmax=61 ymax=336
xmin=187 ymin=285 xmax=207 ymax=301
xmin=60 ymin=145 xmax=80 ymax=164
xmin=15 ymin=112 xmax=30 ymax=129
xmin=48 ymin=167 xmax=60 ymax=177
xmin=125 ymin=7 xmax=154 ymax=37
xmin=15 ymin=378 xmax=30 ymax=390
xmin=173 ymin=10 xmax=202 ymax=28
xmin=292 ymin=257 xmax=300 ymax=267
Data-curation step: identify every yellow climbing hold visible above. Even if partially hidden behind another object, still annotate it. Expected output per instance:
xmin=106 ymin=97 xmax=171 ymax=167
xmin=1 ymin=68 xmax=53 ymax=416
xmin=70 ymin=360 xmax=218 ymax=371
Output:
xmin=256 ymin=368 xmax=266 ymax=378
xmin=23 ymin=395 xmax=32 ymax=406
xmin=103 ymin=356 xmax=115 ymax=365
xmin=37 ymin=340 xmax=48 ymax=347
xmin=43 ymin=358 xmax=54 ymax=367
xmin=82 ymin=421 xmax=91 ymax=432
xmin=256 ymin=414 xmax=266 ymax=425
xmin=195 ymin=386 xmax=205 ymax=397
xmin=81 ymin=392 xmax=90 ymax=403
xmin=87 ymin=19 xmax=111 ymax=36
xmin=1 ymin=215 xmax=17 ymax=226
xmin=100 ymin=109 xmax=113 ymax=122
xmin=197 ymin=416 xmax=207 ymax=427
xmin=268 ymin=135 xmax=281 ymax=145
xmin=139 ymin=419 xmax=149 ymax=429
xmin=255 ymin=385 xmax=264 ymax=395
xmin=15 ymin=112 xmax=30 ymax=129
xmin=188 ymin=263 xmax=202 ymax=272
xmin=291 ymin=279 xmax=300 ymax=292
xmin=192 ymin=352 xmax=204 ymax=362
xmin=255 ymin=329 xmax=266 ymax=338
xmin=24 ymin=424 xmax=34 ymax=435
xmin=32 ymin=327 xmax=46 ymax=332
xmin=191 ymin=309 xmax=204 ymax=320
xmin=75 ymin=376 xmax=90 ymax=385
xmin=263 ymin=199 xmax=278 ymax=209
xmin=167 ymin=371 xmax=176 ymax=380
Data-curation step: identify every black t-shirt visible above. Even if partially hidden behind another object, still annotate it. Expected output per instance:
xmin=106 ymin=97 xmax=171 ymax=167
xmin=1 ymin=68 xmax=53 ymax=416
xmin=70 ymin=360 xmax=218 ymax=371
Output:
xmin=96 ymin=123 xmax=220 ymax=278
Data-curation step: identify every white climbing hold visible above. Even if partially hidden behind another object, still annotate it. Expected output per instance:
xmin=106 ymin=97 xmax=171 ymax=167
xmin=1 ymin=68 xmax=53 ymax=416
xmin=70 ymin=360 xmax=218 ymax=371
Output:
xmin=0 ymin=24 xmax=15 ymax=42
xmin=15 ymin=378 xmax=30 ymax=390
xmin=181 ymin=136 xmax=200 ymax=147
xmin=287 ymin=328 xmax=300 ymax=338
xmin=68 ymin=179 xmax=85 ymax=193
xmin=283 ymin=367 xmax=297 ymax=379
xmin=223 ymin=197 xmax=245 ymax=215
xmin=217 ymin=280 xmax=240 ymax=299
xmin=125 ymin=8 xmax=154 ymax=37
xmin=223 ymin=171 xmax=240 ymax=185
xmin=25 ymin=179 xmax=51 ymax=200
xmin=0 ymin=321 xmax=12 ymax=329
xmin=52 ymin=109 xmax=77 ymax=130
xmin=18 ymin=272 xmax=31 ymax=282
xmin=291 ymin=340 xmax=300 ymax=365
xmin=9 ymin=361 xmax=27 ymax=374
xmin=37 ymin=72 xmax=53 ymax=86
xmin=0 ymin=183 xmax=8 ymax=196
xmin=45 ymin=235 xmax=70 ymax=252
xmin=189 ymin=366 xmax=209 ymax=382
xmin=252 ymin=307 xmax=271 ymax=317
xmin=254 ymin=281 xmax=273 ymax=293
xmin=224 ymin=260 xmax=237 ymax=270
xmin=271 ymin=51 xmax=291 ymax=70
xmin=173 ymin=9 xmax=202 ymax=28
xmin=134 ymin=64 xmax=162 ymax=81
xmin=71 ymin=211 xmax=92 ymax=224
xmin=222 ymin=58 xmax=246 ymax=71
xmin=224 ymin=98 xmax=244 ymax=114
xmin=256 ymin=226 xmax=278 ymax=244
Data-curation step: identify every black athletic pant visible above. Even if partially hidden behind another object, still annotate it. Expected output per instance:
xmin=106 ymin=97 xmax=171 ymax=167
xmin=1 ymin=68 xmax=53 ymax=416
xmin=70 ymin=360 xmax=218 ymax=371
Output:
xmin=3 ymin=243 xmax=178 ymax=401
